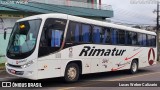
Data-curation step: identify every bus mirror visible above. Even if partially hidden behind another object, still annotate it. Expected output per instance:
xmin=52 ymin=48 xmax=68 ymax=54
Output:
xmin=4 ymin=30 xmax=7 ymax=40
xmin=3 ymin=27 xmax=12 ymax=40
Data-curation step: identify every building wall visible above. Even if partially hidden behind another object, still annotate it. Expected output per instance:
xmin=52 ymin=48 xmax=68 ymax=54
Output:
xmin=0 ymin=18 xmax=20 ymax=63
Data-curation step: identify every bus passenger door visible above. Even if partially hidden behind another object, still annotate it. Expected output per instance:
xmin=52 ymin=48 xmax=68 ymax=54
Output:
xmin=37 ymin=30 xmax=62 ymax=79
xmin=37 ymin=20 xmax=66 ymax=79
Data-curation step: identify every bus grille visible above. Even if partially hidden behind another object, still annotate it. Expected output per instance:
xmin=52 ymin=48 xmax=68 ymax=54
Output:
xmin=8 ymin=63 xmax=22 ymax=68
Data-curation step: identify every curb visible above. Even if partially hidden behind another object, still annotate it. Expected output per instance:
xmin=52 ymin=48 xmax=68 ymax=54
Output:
xmin=0 ymin=67 xmax=5 ymax=71
xmin=0 ymin=70 xmax=6 ymax=73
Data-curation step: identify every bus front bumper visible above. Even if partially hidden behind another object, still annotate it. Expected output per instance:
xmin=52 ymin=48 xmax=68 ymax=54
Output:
xmin=5 ymin=62 xmax=37 ymax=80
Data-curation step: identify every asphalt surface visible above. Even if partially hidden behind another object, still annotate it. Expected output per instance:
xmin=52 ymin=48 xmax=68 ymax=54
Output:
xmin=0 ymin=62 xmax=160 ymax=90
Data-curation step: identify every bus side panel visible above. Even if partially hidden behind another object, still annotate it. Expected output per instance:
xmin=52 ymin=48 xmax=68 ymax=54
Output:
xmin=81 ymin=59 xmax=91 ymax=74
xmin=60 ymin=59 xmax=92 ymax=76
xmin=60 ymin=50 xmax=92 ymax=76
xmin=138 ymin=47 xmax=148 ymax=68
xmin=139 ymin=47 xmax=157 ymax=68
xmin=59 ymin=45 xmax=157 ymax=77
xmin=37 ymin=56 xmax=62 ymax=79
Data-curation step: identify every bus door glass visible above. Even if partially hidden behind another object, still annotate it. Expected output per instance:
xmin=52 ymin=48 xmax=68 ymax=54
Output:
xmin=51 ymin=30 xmax=63 ymax=47
xmin=38 ymin=18 xmax=67 ymax=57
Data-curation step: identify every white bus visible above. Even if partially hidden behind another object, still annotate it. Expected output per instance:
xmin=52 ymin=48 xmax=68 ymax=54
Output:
xmin=5 ymin=13 xmax=157 ymax=82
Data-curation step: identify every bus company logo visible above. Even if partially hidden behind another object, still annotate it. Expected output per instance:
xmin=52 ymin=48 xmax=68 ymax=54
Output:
xmin=16 ymin=61 xmax=18 ymax=64
xmin=79 ymin=46 xmax=126 ymax=56
xmin=148 ymin=48 xmax=155 ymax=65
xmin=16 ymin=59 xmax=27 ymax=64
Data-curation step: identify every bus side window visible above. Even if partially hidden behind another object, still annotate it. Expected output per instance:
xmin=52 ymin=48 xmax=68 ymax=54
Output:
xmin=74 ymin=23 xmax=81 ymax=42
xmin=125 ymin=31 xmax=132 ymax=45
xmin=147 ymin=35 xmax=152 ymax=46
xmin=118 ymin=30 xmax=125 ymax=44
xmin=93 ymin=26 xmax=102 ymax=43
xmin=138 ymin=33 xmax=143 ymax=46
xmin=142 ymin=34 xmax=147 ymax=46
xmin=111 ymin=28 xmax=118 ymax=45
xmin=66 ymin=22 xmax=81 ymax=43
xmin=102 ymin=28 xmax=111 ymax=44
xmin=66 ymin=23 xmax=72 ymax=42
xmin=82 ymin=24 xmax=91 ymax=43
xmin=149 ymin=35 xmax=156 ymax=47
xmin=152 ymin=36 xmax=156 ymax=47
xmin=131 ymin=32 xmax=138 ymax=45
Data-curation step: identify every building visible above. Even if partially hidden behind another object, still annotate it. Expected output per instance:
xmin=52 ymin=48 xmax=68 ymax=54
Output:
xmin=0 ymin=0 xmax=113 ymax=63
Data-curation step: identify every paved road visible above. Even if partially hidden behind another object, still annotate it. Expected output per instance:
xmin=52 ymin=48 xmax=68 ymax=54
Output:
xmin=0 ymin=63 xmax=160 ymax=90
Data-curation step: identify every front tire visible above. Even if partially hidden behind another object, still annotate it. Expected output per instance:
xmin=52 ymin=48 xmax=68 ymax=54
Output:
xmin=129 ymin=60 xmax=138 ymax=74
xmin=64 ymin=63 xmax=79 ymax=82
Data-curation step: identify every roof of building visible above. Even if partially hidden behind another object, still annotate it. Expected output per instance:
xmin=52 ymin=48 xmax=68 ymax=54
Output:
xmin=0 ymin=2 xmax=113 ymax=18
xmin=0 ymin=6 xmax=17 ymax=11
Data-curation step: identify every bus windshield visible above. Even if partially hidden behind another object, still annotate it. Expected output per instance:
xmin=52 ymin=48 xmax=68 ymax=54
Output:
xmin=7 ymin=19 xmax=41 ymax=59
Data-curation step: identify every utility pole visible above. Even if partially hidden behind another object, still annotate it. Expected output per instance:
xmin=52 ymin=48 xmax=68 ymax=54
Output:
xmin=155 ymin=2 xmax=160 ymax=61
xmin=153 ymin=2 xmax=160 ymax=61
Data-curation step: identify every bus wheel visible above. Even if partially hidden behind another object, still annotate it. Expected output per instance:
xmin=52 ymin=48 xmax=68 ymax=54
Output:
xmin=129 ymin=60 xmax=138 ymax=74
xmin=64 ymin=63 xmax=79 ymax=82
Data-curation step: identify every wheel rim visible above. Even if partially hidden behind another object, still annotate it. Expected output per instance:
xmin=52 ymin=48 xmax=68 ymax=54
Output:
xmin=67 ymin=67 xmax=77 ymax=80
xmin=132 ymin=62 xmax=137 ymax=72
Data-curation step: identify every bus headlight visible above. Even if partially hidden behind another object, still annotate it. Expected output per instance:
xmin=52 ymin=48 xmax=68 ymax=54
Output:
xmin=5 ymin=62 xmax=8 ymax=66
xmin=21 ymin=60 xmax=34 ymax=68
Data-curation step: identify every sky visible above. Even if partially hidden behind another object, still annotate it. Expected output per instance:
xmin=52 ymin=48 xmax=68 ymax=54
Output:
xmin=101 ymin=0 xmax=157 ymax=25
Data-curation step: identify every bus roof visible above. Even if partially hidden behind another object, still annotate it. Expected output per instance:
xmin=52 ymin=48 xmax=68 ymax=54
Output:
xmin=17 ymin=13 xmax=156 ymax=35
